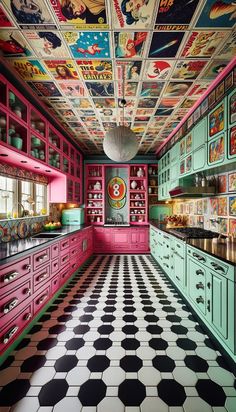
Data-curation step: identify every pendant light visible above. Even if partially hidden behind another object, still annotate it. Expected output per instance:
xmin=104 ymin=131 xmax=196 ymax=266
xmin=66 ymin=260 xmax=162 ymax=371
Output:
xmin=103 ymin=65 xmax=138 ymax=162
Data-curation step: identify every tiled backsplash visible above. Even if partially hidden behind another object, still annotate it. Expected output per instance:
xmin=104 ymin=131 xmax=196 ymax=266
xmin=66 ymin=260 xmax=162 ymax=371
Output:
xmin=0 ymin=216 xmax=48 ymax=243
xmin=172 ymin=171 xmax=236 ymax=234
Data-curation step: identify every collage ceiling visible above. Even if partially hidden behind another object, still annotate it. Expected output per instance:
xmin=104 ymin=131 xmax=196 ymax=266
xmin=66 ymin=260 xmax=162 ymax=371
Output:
xmin=0 ymin=0 xmax=235 ymax=155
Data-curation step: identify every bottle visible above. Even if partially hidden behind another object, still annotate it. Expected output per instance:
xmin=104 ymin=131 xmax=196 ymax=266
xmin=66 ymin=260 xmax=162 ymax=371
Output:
xmin=201 ymin=174 xmax=206 ymax=187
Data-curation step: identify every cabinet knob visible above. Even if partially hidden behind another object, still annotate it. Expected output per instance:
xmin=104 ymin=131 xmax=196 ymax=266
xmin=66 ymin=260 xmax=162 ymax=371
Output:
xmin=23 ymin=288 xmax=31 ymax=296
xmin=24 ymin=313 xmax=32 ymax=321
xmin=196 ymin=296 xmax=204 ymax=304
xmin=210 ymin=262 xmax=225 ymax=274
xmin=207 ymin=299 xmax=211 ymax=312
xmin=25 ymin=264 xmax=31 ymax=271
xmin=193 ymin=252 xmax=206 ymax=263
xmin=3 ymin=326 xmax=19 ymax=344
xmin=37 ymin=272 xmax=48 ymax=282
xmin=37 ymin=293 xmax=48 ymax=305
xmin=3 ymin=271 xmax=19 ymax=283
xmin=3 ymin=298 xmax=19 ymax=313
xmin=196 ymin=282 xmax=204 ymax=290
xmin=196 ymin=269 xmax=204 ymax=276
xmin=38 ymin=254 xmax=48 ymax=262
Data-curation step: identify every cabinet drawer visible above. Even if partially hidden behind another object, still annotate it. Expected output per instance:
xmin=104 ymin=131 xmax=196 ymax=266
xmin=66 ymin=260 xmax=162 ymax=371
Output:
xmin=60 ymin=252 xmax=70 ymax=267
xmin=33 ymin=265 xmax=50 ymax=291
xmin=60 ymin=238 xmax=70 ymax=251
xmin=51 ymin=242 xmax=59 ymax=259
xmin=0 ymin=257 xmax=31 ymax=297
xmin=33 ymin=284 xmax=50 ymax=315
xmin=174 ymin=239 xmax=185 ymax=256
xmin=70 ymin=246 xmax=78 ymax=259
xmin=60 ymin=268 xmax=70 ymax=286
xmin=0 ymin=279 xmax=32 ymax=323
xmin=33 ymin=247 xmax=50 ymax=271
xmin=51 ymin=274 xmax=60 ymax=295
xmin=0 ymin=303 xmax=32 ymax=354
xmin=51 ymin=258 xmax=59 ymax=275
xmin=70 ymin=258 xmax=78 ymax=273
xmin=70 ymin=234 xmax=79 ymax=247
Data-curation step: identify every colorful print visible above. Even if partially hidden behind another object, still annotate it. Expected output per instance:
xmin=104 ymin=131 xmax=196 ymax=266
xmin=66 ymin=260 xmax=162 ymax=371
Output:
xmin=86 ymin=82 xmax=114 ymax=97
xmin=229 ymin=219 xmax=236 ymax=233
xmin=229 ymin=173 xmax=236 ymax=192
xmin=215 ymin=82 xmax=225 ymax=102
xmin=218 ymin=174 xmax=227 ymax=193
xmin=209 ymin=135 xmax=225 ymax=163
xmin=49 ymin=0 xmax=108 ymax=28
xmin=210 ymin=198 xmax=218 ymax=215
xmin=140 ymin=82 xmax=164 ymax=98
xmin=27 ymin=81 xmax=62 ymax=97
xmin=196 ymin=0 xmax=236 ymax=28
xmin=24 ymin=31 xmax=69 ymax=58
xmin=0 ymin=31 xmax=33 ymax=57
xmin=180 ymin=139 xmax=185 ymax=156
xmin=209 ymin=103 xmax=225 ymax=137
xmin=197 ymin=200 xmax=203 ymax=215
xmin=181 ymin=31 xmax=227 ymax=58
xmin=215 ymin=31 xmax=236 ymax=60
xmin=186 ymin=134 xmax=192 ymax=153
xmin=155 ymin=0 xmax=199 ymax=27
xmin=3 ymin=0 xmax=55 ymax=27
xmin=114 ymin=32 xmax=147 ymax=58
xmin=149 ymin=31 xmax=185 ymax=58
xmin=229 ymin=196 xmax=236 ymax=215
xmin=116 ymin=61 xmax=142 ymax=81
xmin=229 ymin=126 xmax=236 ymax=156
xmin=229 ymin=91 xmax=236 ymax=124
xmin=164 ymin=81 xmax=192 ymax=97
xmin=185 ymin=154 xmax=192 ymax=172
xmin=112 ymin=0 xmax=155 ymax=29
xmin=64 ymin=31 xmax=110 ymax=58
xmin=58 ymin=81 xmax=85 ymax=97
xmin=0 ymin=5 xmax=13 ymax=26
xmin=218 ymin=218 xmax=228 ymax=234
xmin=218 ymin=197 xmax=227 ymax=216
xmin=44 ymin=59 xmax=79 ymax=80
xmin=202 ymin=60 xmax=228 ymax=80
xmin=8 ymin=59 xmax=50 ymax=81
xmin=172 ymin=60 xmax=207 ymax=80
xmin=145 ymin=60 xmax=173 ymax=80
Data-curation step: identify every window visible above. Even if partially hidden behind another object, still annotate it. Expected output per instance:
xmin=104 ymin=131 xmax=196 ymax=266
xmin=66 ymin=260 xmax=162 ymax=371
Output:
xmin=0 ymin=176 xmax=47 ymax=219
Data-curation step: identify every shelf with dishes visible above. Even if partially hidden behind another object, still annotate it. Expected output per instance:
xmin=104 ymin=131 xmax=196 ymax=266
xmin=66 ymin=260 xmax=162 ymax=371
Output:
xmin=129 ymin=164 xmax=147 ymax=225
xmin=148 ymin=164 xmax=158 ymax=204
xmin=86 ymin=165 xmax=104 ymax=225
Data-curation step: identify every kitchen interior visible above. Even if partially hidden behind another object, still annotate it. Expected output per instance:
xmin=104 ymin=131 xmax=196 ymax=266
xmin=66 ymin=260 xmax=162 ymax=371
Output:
xmin=0 ymin=0 xmax=236 ymax=410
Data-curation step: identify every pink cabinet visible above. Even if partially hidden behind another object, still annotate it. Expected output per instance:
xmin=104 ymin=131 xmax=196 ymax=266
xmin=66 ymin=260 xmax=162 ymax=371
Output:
xmin=113 ymin=229 xmax=130 ymax=250
xmin=0 ymin=256 xmax=31 ymax=296
xmin=93 ymin=227 xmax=149 ymax=253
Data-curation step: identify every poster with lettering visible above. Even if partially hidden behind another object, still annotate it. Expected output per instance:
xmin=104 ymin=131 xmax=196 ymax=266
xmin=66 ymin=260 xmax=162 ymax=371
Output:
xmin=215 ymin=31 xmax=236 ymax=60
xmin=116 ymin=61 xmax=142 ymax=81
xmin=93 ymin=98 xmax=115 ymax=108
xmin=181 ymin=31 xmax=227 ymax=58
xmin=144 ymin=60 xmax=173 ymax=81
xmin=63 ymin=31 xmax=110 ymax=59
xmin=148 ymin=31 xmax=185 ymax=58
xmin=202 ymin=60 xmax=229 ymax=81
xmin=0 ymin=5 xmax=13 ymax=27
xmin=27 ymin=81 xmax=61 ymax=97
xmin=76 ymin=60 xmax=113 ymax=80
xmin=3 ymin=0 xmax=56 ymax=28
xmin=196 ymin=0 xmax=236 ymax=28
xmin=172 ymin=60 xmax=207 ymax=80
xmin=188 ymin=83 xmax=210 ymax=97
xmin=140 ymin=82 xmax=164 ymax=98
xmin=155 ymin=0 xmax=199 ymax=29
xmin=49 ymin=0 xmax=108 ymax=29
xmin=24 ymin=31 xmax=69 ymax=58
xmin=114 ymin=32 xmax=147 ymax=58
xmin=0 ymin=31 xmax=33 ymax=57
xmin=85 ymin=82 xmax=114 ymax=97
xmin=117 ymin=82 xmax=138 ymax=97
xmin=8 ymin=59 xmax=50 ymax=81
xmin=58 ymin=81 xmax=86 ymax=97
xmin=112 ymin=0 xmax=156 ymax=29
xmin=44 ymin=59 xmax=79 ymax=80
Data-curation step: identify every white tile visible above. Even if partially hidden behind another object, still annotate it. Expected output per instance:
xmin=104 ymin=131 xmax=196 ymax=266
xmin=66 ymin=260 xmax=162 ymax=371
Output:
xmin=103 ymin=367 xmax=126 ymax=385
xmin=57 ymin=331 xmax=74 ymax=341
xmin=98 ymin=397 xmax=124 ymax=412
xmin=196 ymin=347 xmax=218 ymax=361
xmin=173 ymin=367 xmax=198 ymax=386
xmin=106 ymin=387 xmax=119 ymax=396
xmin=161 ymin=332 xmax=178 ymax=342
xmin=136 ymin=347 xmax=156 ymax=360
xmin=166 ymin=347 xmax=186 ymax=360
xmin=207 ymin=367 xmax=235 ymax=386
xmin=107 ymin=346 xmax=126 ymax=360
xmin=141 ymin=397 xmax=168 ymax=412
xmin=146 ymin=386 xmax=158 ymax=396
xmin=225 ymin=398 xmax=236 ymax=412
xmin=67 ymin=387 xmax=80 ymax=396
xmin=76 ymin=346 xmax=96 ymax=359
xmin=183 ymin=397 xmax=212 ymax=412
xmin=53 ymin=397 xmax=82 ymax=412
xmin=12 ymin=397 xmax=39 ymax=412
xmin=138 ymin=367 xmax=161 ymax=386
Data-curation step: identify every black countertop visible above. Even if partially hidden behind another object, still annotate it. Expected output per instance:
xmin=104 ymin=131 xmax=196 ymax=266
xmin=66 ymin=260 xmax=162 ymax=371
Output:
xmin=149 ymin=220 xmax=236 ymax=266
xmin=0 ymin=225 xmax=92 ymax=264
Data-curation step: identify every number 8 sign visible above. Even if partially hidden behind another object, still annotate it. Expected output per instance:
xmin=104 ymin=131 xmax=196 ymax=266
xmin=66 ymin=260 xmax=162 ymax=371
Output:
xmin=107 ymin=176 xmax=126 ymax=201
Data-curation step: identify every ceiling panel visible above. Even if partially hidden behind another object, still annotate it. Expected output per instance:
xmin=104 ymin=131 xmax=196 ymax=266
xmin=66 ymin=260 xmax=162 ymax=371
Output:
xmin=0 ymin=0 xmax=235 ymax=155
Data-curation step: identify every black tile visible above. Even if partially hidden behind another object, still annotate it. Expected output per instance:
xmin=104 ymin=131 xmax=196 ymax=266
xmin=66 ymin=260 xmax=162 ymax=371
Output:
xmin=184 ymin=355 xmax=209 ymax=372
xmin=176 ymin=338 xmax=197 ymax=350
xmin=38 ymin=379 xmax=68 ymax=406
xmin=84 ymin=306 xmax=97 ymax=313
xmin=37 ymin=338 xmax=58 ymax=350
xmin=153 ymin=355 xmax=175 ymax=372
xmin=55 ymin=355 xmax=78 ymax=372
xmin=0 ymin=379 xmax=30 ymax=406
xmin=21 ymin=355 xmax=46 ymax=372
xmin=94 ymin=338 xmax=112 ymax=350
xmin=101 ymin=315 xmax=115 ymax=323
xmin=123 ymin=315 xmax=137 ymax=322
xmin=120 ymin=355 xmax=142 ymax=372
xmin=79 ymin=314 xmax=94 ymax=323
xmin=15 ymin=338 xmax=31 ymax=350
xmin=158 ymin=379 xmax=186 ymax=406
xmin=57 ymin=314 xmax=72 ymax=322
xmin=166 ymin=315 xmax=181 ymax=323
xmin=0 ymin=356 xmax=14 ymax=370
xmin=196 ymin=380 xmax=226 ymax=406
xmin=118 ymin=380 xmax=146 ymax=406
xmin=73 ymin=325 xmax=90 ymax=334
xmin=149 ymin=338 xmax=168 ymax=350
xmin=216 ymin=356 xmax=232 ymax=372
xmin=97 ymin=325 xmax=114 ymax=335
xmin=87 ymin=355 xmax=110 ymax=372
xmin=64 ymin=305 xmax=77 ymax=313
xmin=144 ymin=315 xmax=159 ymax=323
xmin=171 ymin=325 xmax=188 ymax=335
xmin=146 ymin=325 xmax=163 ymax=334
xmin=28 ymin=324 xmax=42 ymax=334
xmin=103 ymin=306 xmax=116 ymax=313
xmin=65 ymin=338 xmax=85 ymax=350
xmin=121 ymin=338 xmax=140 ymax=350
xmin=49 ymin=324 xmax=66 ymax=335
xmin=122 ymin=325 xmax=138 ymax=335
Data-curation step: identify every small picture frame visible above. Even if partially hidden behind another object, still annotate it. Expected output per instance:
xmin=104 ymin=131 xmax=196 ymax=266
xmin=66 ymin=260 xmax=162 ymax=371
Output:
xmin=215 ymin=81 xmax=225 ymax=102
xmin=225 ymin=71 xmax=233 ymax=91
xmin=200 ymin=98 xmax=208 ymax=116
xmin=208 ymin=89 xmax=216 ymax=108
xmin=193 ymin=106 xmax=201 ymax=123
xmin=228 ymin=172 xmax=236 ymax=192
xmin=187 ymin=114 xmax=193 ymax=129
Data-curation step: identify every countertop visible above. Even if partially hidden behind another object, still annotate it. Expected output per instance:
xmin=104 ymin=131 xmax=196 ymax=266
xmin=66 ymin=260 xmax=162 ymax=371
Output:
xmin=0 ymin=224 xmax=91 ymax=264
xmin=149 ymin=220 xmax=236 ymax=266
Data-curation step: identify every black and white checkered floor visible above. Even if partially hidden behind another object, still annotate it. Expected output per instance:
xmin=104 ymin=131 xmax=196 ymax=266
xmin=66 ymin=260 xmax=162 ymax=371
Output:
xmin=0 ymin=255 xmax=236 ymax=412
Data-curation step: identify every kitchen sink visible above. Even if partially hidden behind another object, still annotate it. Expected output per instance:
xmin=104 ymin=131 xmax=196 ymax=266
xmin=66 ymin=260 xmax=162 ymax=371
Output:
xmin=31 ymin=233 xmax=63 ymax=239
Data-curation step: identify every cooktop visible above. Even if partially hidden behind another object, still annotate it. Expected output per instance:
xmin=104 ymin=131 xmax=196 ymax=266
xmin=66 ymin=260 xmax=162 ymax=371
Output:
xmin=168 ymin=227 xmax=220 ymax=240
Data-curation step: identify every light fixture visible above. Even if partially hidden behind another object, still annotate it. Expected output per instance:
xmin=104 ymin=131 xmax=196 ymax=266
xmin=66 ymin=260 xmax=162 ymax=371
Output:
xmin=103 ymin=66 xmax=138 ymax=162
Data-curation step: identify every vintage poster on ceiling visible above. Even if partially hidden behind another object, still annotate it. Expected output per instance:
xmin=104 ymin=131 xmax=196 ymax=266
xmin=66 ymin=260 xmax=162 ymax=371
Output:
xmin=112 ymin=0 xmax=156 ymax=29
xmin=76 ymin=60 xmax=113 ymax=80
xmin=8 ymin=59 xmax=50 ymax=80
xmin=63 ymin=31 xmax=110 ymax=59
xmin=24 ymin=31 xmax=69 ymax=58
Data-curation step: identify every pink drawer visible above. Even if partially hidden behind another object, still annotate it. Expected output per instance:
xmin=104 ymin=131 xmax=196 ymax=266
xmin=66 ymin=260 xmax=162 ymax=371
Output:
xmin=51 ymin=274 xmax=60 ymax=295
xmin=60 ymin=238 xmax=70 ymax=251
xmin=70 ymin=258 xmax=78 ymax=274
xmin=0 ymin=279 xmax=32 ymax=324
xmin=51 ymin=242 xmax=59 ymax=259
xmin=33 ymin=247 xmax=50 ymax=271
xmin=33 ymin=264 xmax=50 ymax=292
xmin=60 ymin=268 xmax=70 ymax=286
xmin=60 ymin=252 xmax=70 ymax=268
xmin=0 ymin=256 xmax=31 ymax=297
xmin=69 ymin=234 xmax=78 ymax=247
xmin=33 ymin=284 xmax=50 ymax=315
xmin=70 ymin=246 xmax=78 ymax=259
xmin=51 ymin=258 xmax=60 ymax=275
xmin=0 ymin=303 xmax=32 ymax=354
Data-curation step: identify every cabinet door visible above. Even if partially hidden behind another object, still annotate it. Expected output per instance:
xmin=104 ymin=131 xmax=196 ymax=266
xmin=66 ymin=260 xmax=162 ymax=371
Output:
xmin=208 ymin=271 xmax=227 ymax=339
xmin=193 ymin=118 xmax=207 ymax=150
xmin=112 ymin=229 xmax=129 ymax=250
xmin=193 ymin=145 xmax=206 ymax=171
xmin=173 ymin=253 xmax=185 ymax=290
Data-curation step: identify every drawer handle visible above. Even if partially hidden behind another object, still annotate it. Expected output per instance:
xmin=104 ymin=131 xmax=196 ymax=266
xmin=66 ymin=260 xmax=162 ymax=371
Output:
xmin=23 ymin=288 xmax=31 ymax=296
xmin=174 ymin=252 xmax=184 ymax=260
xmin=163 ymin=255 xmax=170 ymax=259
xmin=4 ymin=271 xmax=19 ymax=283
xmin=53 ymin=262 xmax=58 ymax=267
xmin=62 ymin=255 xmax=69 ymax=262
xmin=53 ymin=279 xmax=58 ymax=285
xmin=196 ymin=269 xmax=204 ymax=276
xmin=72 ymin=263 xmax=76 ymax=269
xmin=62 ymin=242 xmax=69 ymax=248
xmin=207 ymin=282 xmax=211 ymax=289
xmin=164 ymin=235 xmax=169 ymax=240
xmin=210 ymin=262 xmax=225 ymax=274
xmin=196 ymin=296 xmax=204 ymax=304
xmin=193 ymin=253 xmax=206 ymax=263
xmin=71 ymin=250 xmax=76 ymax=255
xmin=207 ymin=299 xmax=211 ymax=312
xmin=37 ymin=293 xmax=48 ymax=305
xmin=25 ymin=264 xmax=31 ymax=271
xmin=71 ymin=238 xmax=76 ymax=242
xmin=176 ymin=243 xmax=181 ymax=249
xmin=3 ymin=325 xmax=19 ymax=344
xmin=37 ymin=272 xmax=48 ymax=282
xmin=176 ymin=275 xmax=180 ymax=281
xmin=3 ymin=298 xmax=19 ymax=313
xmin=37 ymin=254 xmax=48 ymax=263
xmin=53 ymin=246 xmax=58 ymax=250
xmin=24 ymin=313 xmax=32 ymax=321
xmin=196 ymin=282 xmax=204 ymax=290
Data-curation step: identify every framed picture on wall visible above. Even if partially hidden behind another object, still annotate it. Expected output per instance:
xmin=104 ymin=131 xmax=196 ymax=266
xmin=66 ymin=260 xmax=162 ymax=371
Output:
xmin=229 ymin=126 xmax=236 ymax=156
xmin=229 ymin=196 xmax=236 ymax=215
xmin=209 ymin=101 xmax=225 ymax=138
xmin=215 ymin=81 xmax=224 ymax=102
xmin=193 ymin=106 xmax=201 ymax=123
xmin=225 ymin=71 xmax=233 ymax=91
xmin=200 ymin=98 xmax=208 ymax=116
xmin=229 ymin=90 xmax=236 ymax=125
xmin=218 ymin=174 xmax=227 ymax=193
xmin=229 ymin=172 xmax=236 ymax=192
xmin=208 ymin=89 xmax=216 ymax=108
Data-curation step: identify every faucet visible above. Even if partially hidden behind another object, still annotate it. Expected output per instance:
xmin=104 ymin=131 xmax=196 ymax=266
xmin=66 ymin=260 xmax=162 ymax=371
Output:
xmin=116 ymin=213 xmax=123 ymax=223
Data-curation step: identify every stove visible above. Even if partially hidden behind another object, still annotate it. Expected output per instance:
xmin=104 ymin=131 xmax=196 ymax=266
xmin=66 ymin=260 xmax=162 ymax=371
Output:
xmin=168 ymin=227 xmax=220 ymax=240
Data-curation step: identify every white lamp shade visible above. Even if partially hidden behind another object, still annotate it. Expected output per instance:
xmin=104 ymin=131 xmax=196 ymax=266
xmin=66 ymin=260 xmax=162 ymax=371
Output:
xmin=103 ymin=126 xmax=139 ymax=162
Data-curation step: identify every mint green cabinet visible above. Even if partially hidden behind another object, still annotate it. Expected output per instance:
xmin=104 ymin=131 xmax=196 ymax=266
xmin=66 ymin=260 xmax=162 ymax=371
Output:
xmin=193 ymin=145 xmax=206 ymax=171
xmin=206 ymin=270 xmax=227 ymax=339
xmin=193 ymin=118 xmax=207 ymax=150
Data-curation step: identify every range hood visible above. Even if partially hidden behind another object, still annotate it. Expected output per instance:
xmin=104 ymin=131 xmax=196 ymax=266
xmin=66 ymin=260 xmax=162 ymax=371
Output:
xmin=169 ymin=186 xmax=216 ymax=198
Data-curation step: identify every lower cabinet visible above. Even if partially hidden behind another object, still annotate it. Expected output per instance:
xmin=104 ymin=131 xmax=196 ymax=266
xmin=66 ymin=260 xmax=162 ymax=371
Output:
xmin=0 ymin=226 xmax=93 ymax=357
xmin=94 ymin=227 xmax=149 ymax=253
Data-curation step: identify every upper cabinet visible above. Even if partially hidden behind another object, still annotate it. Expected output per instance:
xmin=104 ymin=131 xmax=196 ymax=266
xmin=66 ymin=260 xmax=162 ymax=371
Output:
xmin=0 ymin=74 xmax=83 ymax=204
